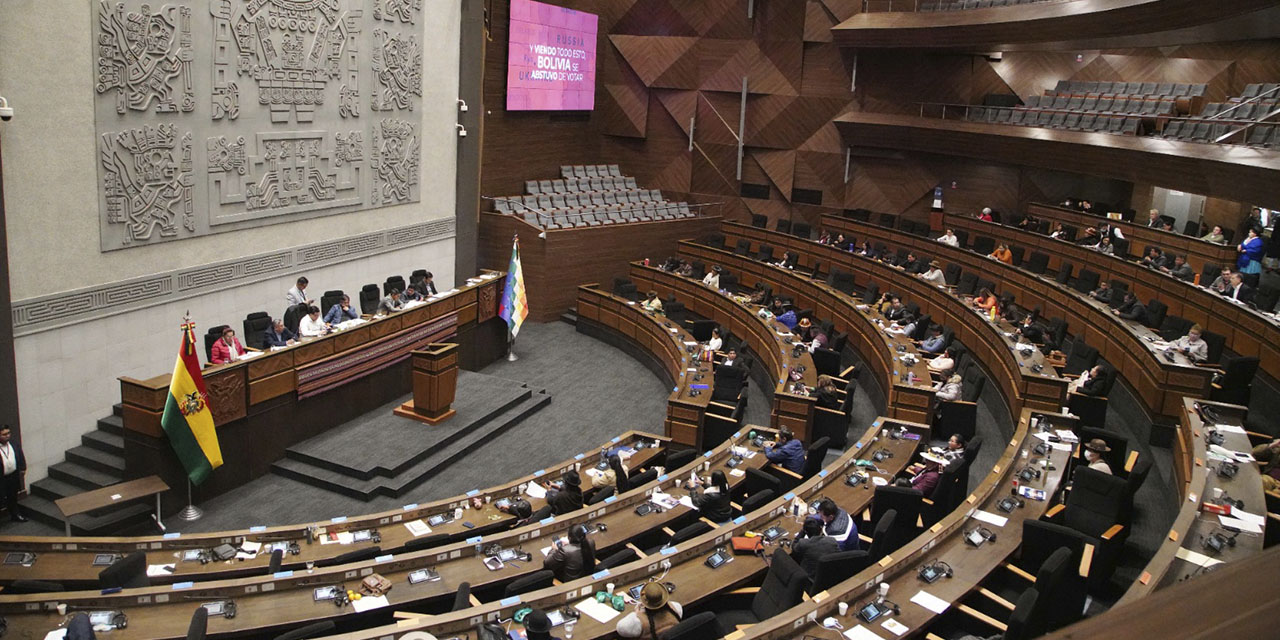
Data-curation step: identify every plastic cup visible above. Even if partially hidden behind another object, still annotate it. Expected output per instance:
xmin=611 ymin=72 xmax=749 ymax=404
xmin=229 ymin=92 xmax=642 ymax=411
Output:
xmin=606 ymin=582 xmax=615 ymax=595
xmin=838 ymin=602 xmax=849 ymax=616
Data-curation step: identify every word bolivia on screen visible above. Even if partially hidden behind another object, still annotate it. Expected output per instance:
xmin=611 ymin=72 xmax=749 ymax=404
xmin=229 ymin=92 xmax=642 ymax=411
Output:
xmin=507 ymin=0 xmax=598 ymax=111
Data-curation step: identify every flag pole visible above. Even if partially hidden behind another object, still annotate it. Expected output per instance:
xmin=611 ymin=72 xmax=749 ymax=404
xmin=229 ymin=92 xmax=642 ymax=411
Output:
xmin=507 ymin=329 xmax=518 ymax=362
xmin=174 ymin=311 xmax=204 ymax=522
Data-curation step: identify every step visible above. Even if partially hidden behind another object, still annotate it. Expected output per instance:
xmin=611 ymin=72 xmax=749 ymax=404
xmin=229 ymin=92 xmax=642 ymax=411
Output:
xmin=560 ymin=310 xmax=579 ymax=326
xmin=113 ymin=403 xmax=124 ymax=418
xmin=82 ymin=430 xmax=125 ymax=456
xmin=272 ymin=389 xmax=551 ymax=500
xmin=28 ymin=477 xmax=88 ymax=503
xmin=65 ymin=446 xmax=127 ymax=475
xmin=96 ymin=414 xmax=125 ymax=436
xmin=17 ymin=494 xmax=156 ymax=536
xmin=47 ymin=461 xmax=122 ymax=491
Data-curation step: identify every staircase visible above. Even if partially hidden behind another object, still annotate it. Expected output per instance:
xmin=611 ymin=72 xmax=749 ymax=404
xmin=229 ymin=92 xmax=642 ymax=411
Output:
xmin=20 ymin=405 xmax=157 ymax=535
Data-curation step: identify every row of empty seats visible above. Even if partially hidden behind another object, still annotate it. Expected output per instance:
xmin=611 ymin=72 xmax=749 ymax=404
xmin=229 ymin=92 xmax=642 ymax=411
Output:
xmin=493 ymin=165 xmax=702 ymax=229
xmin=524 ymin=175 xmax=639 ymax=195
xmin=495 ymin=189 xmax=667 ymax=214
xmin=1025 ymin=94 xmax=1181 ymax=117
xmin=1046 ymin=81 xmax=1207 ymax=100
xmin=559 ymin=163 xmax=623 ymax=179
xmin=969 ymin=108 xmax=1144 ymax=135
xmin=522 ymin=202 xmax=696 ymax=229
xmin=1159 ymin=120 xmax=1280 ymax=146
xmin=921 ymin=0 xmax=1060 ymax=10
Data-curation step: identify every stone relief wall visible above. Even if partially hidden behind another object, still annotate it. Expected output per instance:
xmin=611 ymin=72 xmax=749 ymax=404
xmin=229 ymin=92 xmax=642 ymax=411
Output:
xmin=93 ymin=0 xmax=424 ymax=251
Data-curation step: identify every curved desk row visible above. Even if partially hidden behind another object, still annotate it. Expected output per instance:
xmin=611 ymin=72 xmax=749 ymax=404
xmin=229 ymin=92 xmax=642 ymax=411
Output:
xmin=575 ymin=285 xmax=722 ymax=450
xmin=117 ymin=272 xmax=509 ymax=506
xmin=321 ymin=417 xmax=927 ymax=640
xmin=821 ymin=215 xmax=1212 ymax=426
xmin=0 ymin=429 xmax=771 ymax=639
xmin=743 ymin=407 xmax=1075 ymax=639
xmin=946 ymin=213 xmax=1280 ymax=380
xmin=1023 ymin=202 xmax=1238 ymax=275
xmin=675 ymin=241 xmax=935 ymax=423
xmin=1118 ymin=398 xmax=1266 ymax=604
xmin=719 ymin=222 xmax=1068 ymax=419
xmin=0 ymin=432 xmax=667 ymax=587
xmin=629 ymin=263 xmax=819 ymax=443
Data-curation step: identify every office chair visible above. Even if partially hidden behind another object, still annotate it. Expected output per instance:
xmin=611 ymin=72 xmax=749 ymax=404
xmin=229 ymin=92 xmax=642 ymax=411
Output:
xmin=319 ymin=290 xmax=345 ymax=314
xmin=812 ymin=403 xmax=849 ymax=450
xmin=736 ymin=489 xmax=776 ymax=517
xmin=99 ymin=551 xmax=149 ymax=589
xmin=503 ymin=570 xmax=555 ymax=598
xmin=597 ymin=547 xmax=638 ymax=570
xmin=713 ymin=548 xmax=811 ymax=630
xmin=869 ymin=486 xmax=923 ymax=542
xmin=267 ymin=549 xmax=283 ymax=574
xmin=3 ymin=579 xmax=66 ymax=593
xmin=586 ymin=485 xmax=614 ymax=505
xmin=242 ymin=312 xmax=271 ymax=350
xmin=398 ymin=534 xmax=449 ymax=554
xmin=272 ymin=621 xmax=337 ymax=640
xmin=359 ymin=284 xmax=381 ymax=315
xmin=1210 ymin=356 xmax=1260 ymax=406
xmin=317 ymin=546 xmax=381 ymax=568
xmin=186 ymin=606 xmax=208 ymax=640
xmin=809 ymin=550 xmax=869 ymax=595
xmin=659 ymin=611 xmax=725 ymax=640
xmin=1043 ymin=468 xmax=1129 ymax=591
xmin=452 ymin=582 xmax=473 ymax=611
xmin=663 ymin=448 xmax=697 ymax=472
xmin=203 ymin=325 xmax=229 ymax=364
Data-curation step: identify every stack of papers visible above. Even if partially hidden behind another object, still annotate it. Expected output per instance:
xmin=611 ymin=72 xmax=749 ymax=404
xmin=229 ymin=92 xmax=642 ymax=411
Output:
xmin=1054 ymin=429 xmax=1079 ymax=443
xmin=910 ymin=590 xmax=950 ymax=614
xmin=525 ymin=483 xmax=547 ymax=500
xmin=404 ymin=519 xmax=432 ymax=537
xmin=147 ymin=563 xmax=176 ymax=576
xmin=351 ymin=594 xmax=389 ymax=612
xmin=574 ymin=597 xmax=623 ymax=623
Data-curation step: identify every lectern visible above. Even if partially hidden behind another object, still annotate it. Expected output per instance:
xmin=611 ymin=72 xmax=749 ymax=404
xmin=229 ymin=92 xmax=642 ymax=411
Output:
xmin=393 ymin=343 xmax=459 ymax=425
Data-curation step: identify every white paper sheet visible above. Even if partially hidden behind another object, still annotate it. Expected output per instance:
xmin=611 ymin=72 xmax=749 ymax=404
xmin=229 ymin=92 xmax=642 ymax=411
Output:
xmin=525 ymin=483 xmax=547 ymax=500
xmin=1175 ymin=547 xmax=1223 ymax=568
xmin=1218 ymin=515 xmax=1263 ymax=534
xmin=910 ymin=590 xmax=950 ymax=614
xmin=972 ymin=510 xmax=1009 ymax=528
xmin=1213 ymin=424 xmax=1247 ymax=434
xmin=842 ymin=625 xmax=885 ymax=640
xmin=574 ymin=597 xmax=623 ymax=623
xmin=880 ymin=618 xmax=909 ymax=636
xmin=351 ymin=594 xmax=389 ymax=612
xmin=146 ymin=563 xmax=176 ymax=576
xmin=43 ymin=629 xmax=68 ymax=640
xmin=1230 ymin=509 xmax=1266 ymax=528
xmin=404 ymin=520 xmax=432 ymax=537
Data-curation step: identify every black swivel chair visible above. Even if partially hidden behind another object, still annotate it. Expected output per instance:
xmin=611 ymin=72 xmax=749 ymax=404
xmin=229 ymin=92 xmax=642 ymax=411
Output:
xmin=597 ymin=548 xmax=638 ymax=570
xmin=503 ymin=570 xmax=555 ymax=598
xmin=1043 ymin=468 xmax=1129 ymax=590
xmin=1200 ymin=330 xmax=1226 ymax=364
xmin=398 ymin=533 xmax=449 ymax=554
xmin=359 ymin=284 xmax=381 ymax=315
xmin=1210 ymin=356 xmax=1260 ymax=406
xmin=737 ymin=489 xmax=776 ymax=516
xmin=99 ymin=551 xmax=149 ymax=589
xmin=1000 ymin=587 xmax=1044 ymax=640
xmin=809 ymin=550 xmax=870 ymax=594
xmin=203 ymin=325 xmax=229 ymax=363
xmin=863 ymin=509 xmax=899 ymax=565
xmin=660 ymin=611 xmax=725 ymax=640
xmin=812 ymin=401 xmax=849 ymax=450
xmin=663 ymin=448 xmax=698 ymax=471
xmin=736 ymin=468 xmax=781 ymax=505
xmin=317 ymin=546 xmax=381 ymax=568
xmin=1025 ymin=252 xmax=1050 ymax=275
xmin=1062 ymin=342 xmax=1099 ymax=376
xmin=319 ymin=290 xmax=345 ymax=315
xmin=775 ymin=219 xmax=792 ymax=234
xmin=267 ymin=549 xmax=283 ymax=574
xmin=757 ymin=244 xmax=775 ymax=262
xmin=1055 ymin=261 xmax=1074 ymax=285
xmin=714 ymin=548 xmax=811 ymax=630
xmin=735 ymin=239 xmax=753 ymax=256
xmin=1015 ymin=522 xmax=1089 ymax=627
xmin=1073 ymin=268 xmax=1100 ymax=294
xmin=3 ymin=580 xmax=66 ymax=594
xmin=868 ymin=486 xmax=923 ymax=542
xmin=272 ymin=621 xmax=337 ymax=640
xmin=792 ymin=222 xmax=812 ymax=239
xmin=1067 ymin=366 xmax=1117 ymax=428
xmin=1144 ymin=299 xmax=1168 ymax=329
xmin=187 ymin=606 xmax=209 ymax=640
xmin=242 ymin=312 xmax=271 ymax=350
xmin=452 ymin=582 xmax=473 ymax=611
xmin=750 ymin=214 xmax=768 ymax=228
xmin=383 ymin=275 xmax=406 ymax=297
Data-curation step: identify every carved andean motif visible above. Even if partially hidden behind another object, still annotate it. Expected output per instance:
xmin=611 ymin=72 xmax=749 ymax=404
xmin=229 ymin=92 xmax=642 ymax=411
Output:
xmin=95 ymin=0 xmax=424 ymax=251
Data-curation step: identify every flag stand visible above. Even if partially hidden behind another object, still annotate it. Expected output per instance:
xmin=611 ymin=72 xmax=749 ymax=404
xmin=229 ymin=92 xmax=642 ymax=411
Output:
xmin=176 ymin=480 xmax=203 ymax=521
xmin=507 ymin=333 xmax=518 ymax=362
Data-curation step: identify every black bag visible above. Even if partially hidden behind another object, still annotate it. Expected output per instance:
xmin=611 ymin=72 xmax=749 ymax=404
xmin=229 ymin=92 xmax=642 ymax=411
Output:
xmin=476 ymin=623 xmax=508 ymax=640
xmin=210 ymin=544 xmax=237 ymax=561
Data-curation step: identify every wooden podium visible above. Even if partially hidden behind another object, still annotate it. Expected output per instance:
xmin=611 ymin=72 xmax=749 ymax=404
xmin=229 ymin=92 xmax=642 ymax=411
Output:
xmin=393 ymin=343 xmax=459 ymax=425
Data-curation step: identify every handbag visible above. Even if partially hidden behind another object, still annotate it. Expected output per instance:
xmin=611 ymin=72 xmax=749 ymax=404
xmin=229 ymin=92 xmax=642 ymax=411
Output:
xmin=475 ymin=622 xmax=508 ymax=640
xmin=360 ymin=573 xmax=393 ymax=596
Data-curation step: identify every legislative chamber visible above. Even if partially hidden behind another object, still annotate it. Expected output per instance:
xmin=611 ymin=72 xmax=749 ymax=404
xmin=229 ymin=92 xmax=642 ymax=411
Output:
xmin=0 ymin=1 xmax=1277 ymax=639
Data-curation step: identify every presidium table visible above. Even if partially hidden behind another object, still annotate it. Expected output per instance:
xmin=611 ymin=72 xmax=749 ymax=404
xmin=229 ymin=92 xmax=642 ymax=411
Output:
xmin=116 ymin=272 xmax=509 ymax=511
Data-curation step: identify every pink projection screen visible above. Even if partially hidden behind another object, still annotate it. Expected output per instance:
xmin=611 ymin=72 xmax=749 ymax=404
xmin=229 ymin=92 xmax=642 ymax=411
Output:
xmin=506 ymin=0 xmax=598 ymax=111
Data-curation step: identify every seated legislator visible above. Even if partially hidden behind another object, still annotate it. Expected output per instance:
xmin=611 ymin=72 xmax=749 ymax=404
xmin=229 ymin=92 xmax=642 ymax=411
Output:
xmin=1048 ymin=222 xmax=1067 ymax=240
xmin=641 ymin=290 xmax=663 ymax=313
xmin=832 ymin=233 xmax=852 ymax=251
xmin=1082 ymin=439 xmax=1113 ymax=475
xmin=660 ymin=256 xmax=681 ymax=272
xmin=1173 ymin=324 xmax=1209 ymax=363
xmin=401 ymin=285 xmax=423 ymax=303
xmin=1017 ymin=312 xmax=1046 ymax=344
xmin=928 ymin=347 xmax=955 ymax=376
xmin=209 ymin=326 xmax=248 ymax=365
xmin=543 ymin=523 xmax=597 ymax=582
xmin=324 ymin=295 xmax=360 ymax=325
xmin=298 ymin=305 xmax=330 ymax=337
xmin=1095 ymin=236 xmax=1115 ymax=255
xmin=776 ymin=251 xmax=799 ymax=270
xmin=934 ymin=374 xmax=963 ymax=401
xmin=1146 ymin=208 xmax=1163 ymax=228
xmin=1017 ymin=212 xmax=1039 ymax=230
xmin=748 ymin=282 xmax=771 ymax=305
xmin=898 ymin=252 xmax=925 ymax=274
xmin=1207 ymin=267 xmax=1233 ymax=295
xmin=412 ymin=271 xmax=439 ymax=296
xmin=816 ymin=497 xmax=859 ymax=551
xmin=688 ymin=470 xmax=733 ymax=524
xmin=616 ymin=581 xmax=683 ymax=639
xmin=774 ymin=305 xmax=798 ymax=330
xmin=545 ymin=470 xmax=584 ymax=515
xmin=1112 ymin=292 xmax=1147 ymax=322
xmin=522 ymin=610 xmax=560 ymax=640
xmin=702 ymin=265 xmax=721 ymax=289
xmin=910 ymin=434 xmax=967 ymax=475
xmin=377 ymin=288 xmax=404 ymax=314
xmin=1201 ymin=225 xmax=1227 ymax=244
xmin=765 ymin=428 xmax=806 ymax=474
xmin=814 ymin=375 xmax=841 ymax=409
xmin=706 ymin=327 xmax=724 ymax=353
xmin=857 ymin=241 xmax=879 ymax=259
xmin=1141 ymin=246 xmax=1168 ymax=270
xmin=988 ymin=243 xmax=1013 ymax=264
xmin=884 ymin=297 xmax=909 ymax=322
xmin=938 ymin=229 xmax=961 ymax=247
xmin=796 ymin=317 xmax=827 ymax=351
xmin=1089 ymin=280 xmax=1114 ymax=304
xmin=285 ymin=276 xmax=314 ymax=308
xmin=972 ymin=288 xmax=998 ymax=313
xmin=919 ymin=260 xmax=947 ymax=287
xmin=790 ymin=517 xmax=838 ymax=580
xmin=1226 ymin=272 xmax=1256 ymax=304
xmin=718 ymin=347 xmax=741 ymax=370
xmin=920 ymin=326 xmax=946 ymax=354
xmin=908 ymin=452 xmax=945 ymax=499
xmin=589 ymin=454 xmax=629 ymax=496
xmin=977 ymin=208 xmax=994 ymax=222
xmin=497 ymin=498 xmax=536 ymax=529
xmin=1250 ymin=438 xmax=1280 ymax=492
xmin=1071 ymin=364 xmax=1110 ymax=397
xmin=1161 ymin=254 xmax=1195 ymax=282
xmin=262 ymin=318 xmax=297 ymax=348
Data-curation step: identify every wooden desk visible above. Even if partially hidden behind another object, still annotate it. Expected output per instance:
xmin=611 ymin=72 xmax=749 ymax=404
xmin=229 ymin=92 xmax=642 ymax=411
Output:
xmin=720 ymin=222 xmax=1069 ymax=420
xmin=0 ymin=432 xmax=665 ymax=587
xmin=1023 ymin=202 xmax=1239 ymax=275
xmin=821 ymin=215 xmax=1211 ymax=427
xmin=740 ymin=408 xmax=1074 ymax=639
xmin=676 ymin=241 xmax=937 ymax=424
xmin=576 ymin=285 xmax=717 ymax=449
xmin=0 ymin=429 xmax=774 ymax=639
xmin=117 ymin=273 xmax=508 ymax=507
xmin=629 ymin=263 xmax=820 ymax=442
xmin=1118 ymin=398 xmax=1266 ymax=603
xmin=947 ymin=212 xmax=1280 ymax=381
xmin=55 ymin=476 xmax=168 ymax=537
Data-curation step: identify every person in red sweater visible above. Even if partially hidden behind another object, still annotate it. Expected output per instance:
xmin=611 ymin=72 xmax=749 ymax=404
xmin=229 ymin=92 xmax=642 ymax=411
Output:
xmin=209 ymin=326 xmax=247 ymax=365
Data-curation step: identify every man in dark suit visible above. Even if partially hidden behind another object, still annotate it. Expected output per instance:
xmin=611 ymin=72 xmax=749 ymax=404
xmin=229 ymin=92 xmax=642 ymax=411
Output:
xmin=0 ymin=425 xmax=27 ymax=522
xmin=1112 ymin=292 xmax=1147 ymax=322
xmin=262 ymin=318 xmax=297 ymax=348
xmin=413 ymin=271 xmax=439 ymax=296
xmin=1077 ymin=365 xmax=1110 ymax=397
xmin=1226 ymin=273 xmax=1255 ymax=305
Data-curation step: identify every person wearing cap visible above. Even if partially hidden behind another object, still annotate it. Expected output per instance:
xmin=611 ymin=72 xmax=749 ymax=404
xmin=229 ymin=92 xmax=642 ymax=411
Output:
xmin=920 ymin=260 xmax=947 ymax=287
xmin=545 ymin=470 xmax=584 ymax=516
xmin=1173 ymin=324 xmax=1209 ymax=363
xmin=796 ymin=317 xmax=827 ymax=351
xmin=934 ymin=374 xmax=963 ymax=402
xmin=702 ymin=265 xmax=721 ymax=289
xmin=790 ymin=517 xmax=838 ymax=579
xmin=1083 ymin=439 xmax=1113 ymax=475
xmin=523 ymin=609 xmax=561 ymax=640
xmin=764 ymin=429 xmax=806 ymax=474
xmin=616 ymin=581 xmax=684 ymax=638
xmin=543 ymin=523 xmax=597 ymax=582
xmin=641 ymin=290 xmax=663 ymax=313
xmin=909 ymin=453 xmax=945 ymax=498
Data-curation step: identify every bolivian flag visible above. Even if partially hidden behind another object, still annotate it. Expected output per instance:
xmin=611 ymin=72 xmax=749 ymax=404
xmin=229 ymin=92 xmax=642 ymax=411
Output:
xmin=160 ymin=322 xmax=223 ymax=485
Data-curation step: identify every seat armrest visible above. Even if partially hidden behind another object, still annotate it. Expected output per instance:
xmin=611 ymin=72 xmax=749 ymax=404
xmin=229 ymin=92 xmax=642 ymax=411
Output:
xmin=768 ymin=464 xmax=804 ymax=481
xmin=1044 ymin=504 xmax=1066 ymax=521
xmin=956 ymin=604 xmax=1008 ymax=632
xmin=1101 ymin=523 xmax=1125 ymax=541
xmin=815 ymin=406 xmax=846 ymax=416
xmin=1002 ymin=563 xmax=1036 ymax=582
